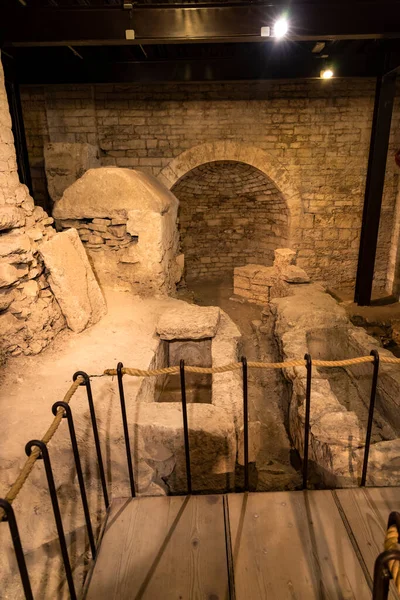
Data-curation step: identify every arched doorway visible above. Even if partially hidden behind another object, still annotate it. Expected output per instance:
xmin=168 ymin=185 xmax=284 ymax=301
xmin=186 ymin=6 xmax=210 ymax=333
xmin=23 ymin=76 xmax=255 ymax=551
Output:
xmin=171 ymin=160 xmax=289 ymax=282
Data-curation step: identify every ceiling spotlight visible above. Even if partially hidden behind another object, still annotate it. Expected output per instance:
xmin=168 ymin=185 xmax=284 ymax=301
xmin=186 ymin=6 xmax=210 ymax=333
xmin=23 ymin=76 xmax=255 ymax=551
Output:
xmin=320 ymin=68 xmax=334 ymax=79
xmin=274 ymin=17 xmax=289 ymax=39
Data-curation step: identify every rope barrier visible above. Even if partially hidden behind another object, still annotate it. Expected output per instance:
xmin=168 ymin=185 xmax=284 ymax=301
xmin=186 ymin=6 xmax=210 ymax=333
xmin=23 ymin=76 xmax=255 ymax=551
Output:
xmin=0 ymin=377 xmax=83 ymax=522
xmin=2 ymin=352 xmax=400 ymax=524
xmin=103 ymin=354 xmax=400 ymax=378
xmin=384 ymin=523 xmax=400 ymax=591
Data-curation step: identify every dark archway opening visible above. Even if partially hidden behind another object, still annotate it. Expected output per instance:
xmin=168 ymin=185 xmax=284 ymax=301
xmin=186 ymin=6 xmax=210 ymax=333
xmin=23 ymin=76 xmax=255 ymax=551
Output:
xmin=172 ymin=160 xmax=289 ymax=283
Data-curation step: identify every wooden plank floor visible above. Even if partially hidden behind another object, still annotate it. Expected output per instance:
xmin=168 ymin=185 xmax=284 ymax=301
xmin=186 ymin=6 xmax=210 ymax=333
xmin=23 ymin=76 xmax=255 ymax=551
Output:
xmin=85 ymin=488 xmax=400 ymax=600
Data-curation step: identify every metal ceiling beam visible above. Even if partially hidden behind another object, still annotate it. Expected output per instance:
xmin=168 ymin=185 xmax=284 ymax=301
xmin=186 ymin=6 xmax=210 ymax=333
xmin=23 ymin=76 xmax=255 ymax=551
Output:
xmin=14 ymin=54 xmax=381 ymax=84
xmin=2 ymin=3 xmax=400 ymax=46
xmin=354 ymin=66 xmax=397 ymax=306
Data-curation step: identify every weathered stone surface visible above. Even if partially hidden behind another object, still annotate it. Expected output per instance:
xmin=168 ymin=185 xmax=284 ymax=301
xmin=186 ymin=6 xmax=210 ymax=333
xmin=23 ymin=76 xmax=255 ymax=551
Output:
xmin=44 ymin=142 xmax=100 ymax=202
xmin=233 ymin=250 xmax=310 ymax=304
xmin=0 ymin=311 xmax=24 ymax=336
xmin=274 ymin=283 xmax=400 ymax=487
xmin=273 ymin=248 xmax=296 ymax=269
xmin=54 ymin=167 xmax=178 ymax=219
xmin=238 ymin=421 xmax=262 ymax=464
xmin=131 ymin=402 xmax=236 ymax=492
xmin=40 ymin=228 xmax=106 ymax=332
xmin=256 ymin=462 xmax=302 ymax=492
xmin=88 ymin=234 xmax=104 ymax=245
xmin=281 ymin=264 xmax=310 ymax=283
xmin=353 ymin=439 xmax=400 ymax=487
xmin=0 ymin=263 xmax=22 ymax=287
xmin=54 ymin=168 xmax=180 ymax=295
xmin=157 ymin=304 xmax=220 ymax=340
xmin=0 ymin=289 xmax=13 ymax=311
xmin=211 ymin=310 xmax=243 ymax=428
xmin=0 ymin=206 xmax=25 ymax=230
xmin=0 ymin=232 xmax=31 ymax=257
xmin=173 ymin=253 xmax=184 ymax=283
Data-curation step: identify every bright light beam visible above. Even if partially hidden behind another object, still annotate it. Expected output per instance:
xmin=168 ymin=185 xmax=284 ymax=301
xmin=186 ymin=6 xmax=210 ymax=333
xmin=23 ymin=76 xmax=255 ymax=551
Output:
xmin=274 ymin=17 xmax=289 ymax=39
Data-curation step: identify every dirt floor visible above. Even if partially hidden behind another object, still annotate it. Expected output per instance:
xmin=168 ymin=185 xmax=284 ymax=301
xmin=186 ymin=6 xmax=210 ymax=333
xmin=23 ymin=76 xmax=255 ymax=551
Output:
xmin=0 ymin=281 xmax=301 ymax=499
xmin=0 ymin=290 xmax=183 ymax=479
xmin=186 ymin=279 xmax=301 ymax=491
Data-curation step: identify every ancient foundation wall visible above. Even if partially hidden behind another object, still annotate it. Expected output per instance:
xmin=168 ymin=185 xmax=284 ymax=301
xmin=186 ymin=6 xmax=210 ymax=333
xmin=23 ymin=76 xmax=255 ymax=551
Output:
xmin=273 ymin=284 xmax=400 ymax=487
xmin=20 ymin=79 xmax=400 ymax=290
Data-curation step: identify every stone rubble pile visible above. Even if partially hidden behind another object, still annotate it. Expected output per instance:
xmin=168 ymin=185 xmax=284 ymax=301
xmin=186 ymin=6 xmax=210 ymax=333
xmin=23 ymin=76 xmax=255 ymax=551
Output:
xmin=0 ymin=195 xmax=66 ymax=357
xmin=233 ymin=248 xmax=310 ymax=304
xmin=0 ymin=61 xmax=107 ymax=358
xmin=0 ymin=60 xmax=68 ymax=357
xmin=56 ymin=215 xmax=136 ymax=251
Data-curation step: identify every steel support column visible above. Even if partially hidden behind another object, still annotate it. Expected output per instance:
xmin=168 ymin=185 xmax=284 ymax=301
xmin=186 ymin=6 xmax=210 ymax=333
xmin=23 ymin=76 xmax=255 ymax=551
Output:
xmin=354 ymin=67 xmax=397 ymax=306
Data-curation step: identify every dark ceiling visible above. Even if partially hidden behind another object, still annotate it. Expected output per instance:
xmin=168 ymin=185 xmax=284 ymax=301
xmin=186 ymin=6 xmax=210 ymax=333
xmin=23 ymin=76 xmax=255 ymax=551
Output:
xmin=1 ymin=1 xmax=400 ymax=84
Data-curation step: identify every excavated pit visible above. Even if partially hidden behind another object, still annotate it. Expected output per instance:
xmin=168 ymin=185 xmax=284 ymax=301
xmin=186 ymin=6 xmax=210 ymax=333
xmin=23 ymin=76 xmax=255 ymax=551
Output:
xmin=307 ymin=327 xmax=396 ymax=444
xmin=158 ymin=339 xmax=213 ymax=404
xmin=185 ymin=279 xmax=301 ymax=492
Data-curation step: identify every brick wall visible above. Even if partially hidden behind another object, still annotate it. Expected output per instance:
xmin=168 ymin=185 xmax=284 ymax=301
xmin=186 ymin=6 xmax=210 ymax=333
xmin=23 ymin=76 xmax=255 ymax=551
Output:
xmin=20 ymin=79 xmax=400 ymax=290
xmin=173 ymin=161 xmax=288 ymax=281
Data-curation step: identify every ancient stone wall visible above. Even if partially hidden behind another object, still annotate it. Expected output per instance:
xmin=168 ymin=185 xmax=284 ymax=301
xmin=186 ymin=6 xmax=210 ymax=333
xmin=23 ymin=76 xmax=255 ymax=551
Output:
xmin=172 ymin=161 xmax=289 ymax=281
xmin=20 ymin=80 xmax=400 ymax=290
xmin=0 ymin=58 xmax=66 ymax=357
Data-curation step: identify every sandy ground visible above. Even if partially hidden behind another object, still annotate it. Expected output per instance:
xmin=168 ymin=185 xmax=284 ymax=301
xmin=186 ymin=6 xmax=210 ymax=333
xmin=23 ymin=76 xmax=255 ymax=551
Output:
xmin=0 ymin=281 xmax=299 ymax=499
xmin=0 ymin=289 xmax=182 ymax=467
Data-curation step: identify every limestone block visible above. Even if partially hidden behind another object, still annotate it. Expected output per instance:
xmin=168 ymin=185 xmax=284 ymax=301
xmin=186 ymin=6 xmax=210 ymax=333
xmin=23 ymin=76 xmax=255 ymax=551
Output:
xmin=54 ymin=168 xmax=180 ymax=295
xmin=157 ymin=304 xmax=220 ymax=340
xmin=234 ymin=276 xmax=250 ymax=289
xmin=233 ymin=286 xmax=253 ymax=299
xmin=0 ymin=289 xmax=13 ymax=311
xmin=131 ymin=402 xmax=236 ymax=492
xmin=88 ymin=234 xmax=104 ymax=245
xmin=173 ymin=253 xmax=184 ymax=283
xmin=234 ymin=264 xmax=264 ymax=279
xmin=44 ymin=142 xmax=101 ymax=202
xmin=269 ymin=280 xmax=290 ymax=299
xmin=0 ymin=263 xmax=23 ymax=287
xmin=54 ymin=167 xmax=178 ymax=220
xmin=353 ymin=439 xmax=400 ymax=486
xmin=119 ymin=245 xmax=140 ymax=264
xmin=0 ymin=232 xmax=31 ymax=257
xmin=0 ymin=206 xmax=25 ymax=231
xmin=274 ymin=248 xmax=297 ymax=269
xmin=252 ymin=266 xmax=277 ymax=286
xmin=238 ymin=421 xmax=262 ymax=465
xmin=281 ymin=264 xmax=310 ymax=283
xmin=39 ymin=228 xmax=106 ymax=332
xmin=109 ymin=225 xmax=126 ymax=238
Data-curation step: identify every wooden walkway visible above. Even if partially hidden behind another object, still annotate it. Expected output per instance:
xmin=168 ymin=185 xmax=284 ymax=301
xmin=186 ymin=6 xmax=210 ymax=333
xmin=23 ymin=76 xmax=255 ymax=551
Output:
xmin=84 ymin=488 xmax=400 ymax=600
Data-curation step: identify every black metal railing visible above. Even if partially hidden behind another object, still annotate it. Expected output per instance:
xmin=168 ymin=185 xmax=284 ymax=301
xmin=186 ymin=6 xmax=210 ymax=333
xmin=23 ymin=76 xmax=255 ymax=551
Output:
xmin=372 ymin=512 xmax=400 ymax=600
xmin=0 ymin=349 xmax=393 ymax=599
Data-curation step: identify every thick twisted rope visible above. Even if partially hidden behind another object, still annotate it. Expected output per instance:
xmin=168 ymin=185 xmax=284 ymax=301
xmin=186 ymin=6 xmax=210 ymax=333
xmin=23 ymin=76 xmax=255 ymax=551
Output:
xmin=384 ymin=523 xmax=400 ymax=590
xmin=0 ymin=377 xmax=83 ymax=522
xmin=103 ymin=354 xmax=400 ymax=378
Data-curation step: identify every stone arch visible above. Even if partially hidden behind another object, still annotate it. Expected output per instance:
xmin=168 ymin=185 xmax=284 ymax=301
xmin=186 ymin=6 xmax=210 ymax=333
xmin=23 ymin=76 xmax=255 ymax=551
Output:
xmin=158 ymin=140 xmax=303 ymax=239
